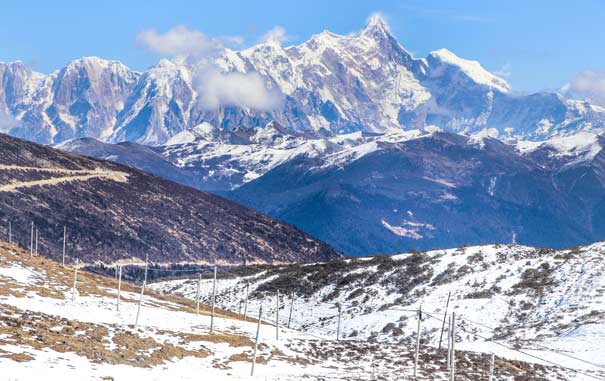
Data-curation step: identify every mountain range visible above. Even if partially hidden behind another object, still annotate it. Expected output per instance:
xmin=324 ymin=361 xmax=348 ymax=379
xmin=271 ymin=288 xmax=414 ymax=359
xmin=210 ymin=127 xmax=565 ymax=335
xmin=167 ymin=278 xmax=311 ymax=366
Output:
xmin=57 ymin=125 xmax=605 ymax=256
xmin=4 ymin=16 xmax=605 ymax=256
xmin=2 ymin=15 xmax=605 ymax=147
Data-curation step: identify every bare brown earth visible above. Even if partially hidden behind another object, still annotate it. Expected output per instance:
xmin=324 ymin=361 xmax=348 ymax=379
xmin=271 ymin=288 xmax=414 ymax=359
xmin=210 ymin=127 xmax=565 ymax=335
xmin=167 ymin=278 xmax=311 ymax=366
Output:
xmin=0 ymin=132 xmax=341 ymax=269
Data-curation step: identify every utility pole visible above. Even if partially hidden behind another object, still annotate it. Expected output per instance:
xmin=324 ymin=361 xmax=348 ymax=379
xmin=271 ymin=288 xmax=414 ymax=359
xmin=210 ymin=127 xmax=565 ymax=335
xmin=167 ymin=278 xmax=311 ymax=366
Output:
xmin=447 ymin=315 xmax=452 ymax=369
xmin=414 ymin=306 xmax=422 ymax=379
xmin=62 ymin=226 xmax=66 ymax=267
xmin=71 ymin=259 xmax=79 ymax=301
xmin=287 ymin=291 xmax=294 ymax=329
xmin=135 ymin=254 xmax=149 ymax=326
xmin=438 ymin=291 xmax=451 ymax=349
xmin=116 ymin=264 xmax=123 ymax=311
xmin=35 ymin=229 xmax=38 ymax=256
xmin=489 ymin=352 xmax=495 ymax=381
xmin=210 ymin=266 xmax=217 ymax=333
xmin=336 ymin=304 xmax=342 ymax=341
xmin=8 ymin=221 xmax=11 ymax=244
xmin=450 ymin=312 xmax=456 ymax=381
xmin=195 ymin=274 xmax=201 ymax=315
xmin=30 ymin=222 xmax=33 ymax=257
xmin=244 ymin=282 xmax=249 ymax=321
xmin=275 ymin=289 xmax=280 ymax=340
xmin=250 ymin=305 xmax=263 ymax=376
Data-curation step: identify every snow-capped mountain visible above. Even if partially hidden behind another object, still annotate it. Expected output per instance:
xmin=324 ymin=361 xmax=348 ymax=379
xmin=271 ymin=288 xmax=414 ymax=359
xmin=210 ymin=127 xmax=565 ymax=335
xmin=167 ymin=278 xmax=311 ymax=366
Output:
xmin=2 ymin=57 xmax=139 ymax=143
xmin=59 ymin=124 xmax=605 ymax=256
xmin=2 ymin=15 xmax=605 ymax=145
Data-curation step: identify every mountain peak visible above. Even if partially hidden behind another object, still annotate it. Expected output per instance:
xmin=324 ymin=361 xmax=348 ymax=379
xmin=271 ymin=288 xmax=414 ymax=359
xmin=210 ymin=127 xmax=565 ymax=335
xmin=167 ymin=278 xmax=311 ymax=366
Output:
xmin=361 ymin=13 xmax=391 ymax=38
xmin=428 ymin=48 xmax=511 ymax=93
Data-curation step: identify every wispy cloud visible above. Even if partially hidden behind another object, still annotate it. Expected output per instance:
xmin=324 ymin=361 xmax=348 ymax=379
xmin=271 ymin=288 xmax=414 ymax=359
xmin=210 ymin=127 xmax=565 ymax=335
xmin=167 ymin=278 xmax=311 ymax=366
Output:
xmin=195 ymin=68 xmax=284 ymax=111
xmin=493 ymin=63 xmax=512 ymax=77
xmin=136 ymin=25 xmax=228 ymax=58
xmin=260 ymin=26 xmax=291 ymax=45
xmin=135 ymin=25 xmax=283 ymax=111
xmin=399 ymin=4 xmax=484 ymax=23
xmin=0 ymin=110 xmax=18 ymax=133
xmin=562 ymin=70 xmax=605 ymax=106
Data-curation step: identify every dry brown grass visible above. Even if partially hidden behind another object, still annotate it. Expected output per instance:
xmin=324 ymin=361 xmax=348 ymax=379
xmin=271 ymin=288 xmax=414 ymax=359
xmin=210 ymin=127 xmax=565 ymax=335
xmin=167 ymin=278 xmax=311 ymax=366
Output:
xmin=169 ymin=331 xmax=254 ymax=347
xmin=0 ymin=242 xmax=268 ymax=368
xmin=0 ymin=241 xmax=252 ymax=321
xmin=0 ymin=304 xmax=207 ymax=367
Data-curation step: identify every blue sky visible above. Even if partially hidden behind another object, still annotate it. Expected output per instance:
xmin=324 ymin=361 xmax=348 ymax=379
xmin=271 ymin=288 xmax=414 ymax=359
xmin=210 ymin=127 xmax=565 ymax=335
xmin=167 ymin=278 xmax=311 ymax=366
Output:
xmin=1 ymin=0 xmax=603 ymax=93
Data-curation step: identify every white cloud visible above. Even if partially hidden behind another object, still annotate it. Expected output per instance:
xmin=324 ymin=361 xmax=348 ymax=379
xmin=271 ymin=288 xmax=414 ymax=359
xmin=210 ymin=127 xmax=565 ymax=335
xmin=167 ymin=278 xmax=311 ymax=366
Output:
xmin=366 ymin=11 xmax=389 ymax=25
xmin=195 ymin=68 xmax=284 ymax=111
xmin=136 ymin=25 xmax=227 ymax=58
xmin=493 ymin=63 xmax=512 ymax=77
xmin=136 ymin=25 xmax=283 ymax=111
xmin=0 ymin=110 xmax=17 ymax=133
xmin=564 ymin=70 xmax=605 ymax=106
xmin=261 ymin=26 xmax=290 ymax=45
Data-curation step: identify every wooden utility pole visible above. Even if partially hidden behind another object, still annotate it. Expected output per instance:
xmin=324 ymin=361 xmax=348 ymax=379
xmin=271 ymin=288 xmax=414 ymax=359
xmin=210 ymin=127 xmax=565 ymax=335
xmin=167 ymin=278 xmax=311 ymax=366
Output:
xmin=447 ymin=315 xmax=452 ymax=369
xmin=210 ymin=266 xmax=217 ymax=333
xmin=71 ymin=260 xmax=79 ymax=301
xmin=414 ymin=306 xmax=422 ymax=379
xmin=489 ymin=352 xmax=495 ymax=381
xmin=287 ymin=291 xmax=294 ymax=329
xmin=336 ymin=304 xmax=342 ymax=341
xmin=62 ymin=226 xmax=66 ymax=267
xmin=244 ymin=282 xmax=249 ymax=321
xmin=250 ymin=305 xmax=263 ymax=376
xmin=116 ymin=264 xmax=123 ymax=311
xmin=195 ymin=274 xmax=201 ymax=315
xmin=30 ymin=222 xmax=33 ymax=257
xmin=450 ymin=312 xmax=456 ymax=381
xmin=135 ymin=254 xmax=149 ymax=326
xmin=275 ymin=289 xmax=280 ymax=340
xmin=438 ymin=291 xmax=451 ymax=349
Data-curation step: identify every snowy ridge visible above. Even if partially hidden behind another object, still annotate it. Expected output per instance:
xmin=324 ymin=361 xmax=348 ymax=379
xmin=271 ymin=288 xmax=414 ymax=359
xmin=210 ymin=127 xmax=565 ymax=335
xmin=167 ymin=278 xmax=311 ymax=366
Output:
xmin=516 ymin=132 xmax=603 ymax=166
xmin=160 ymin=125 xmax=431 ymax=189
xmin=153 ymin=242 xmax=605 ymax=377
xmin=3 ymin=15 xmax=604 ymax=145
xmin=428 ymin=49 xmax=511 ymax=93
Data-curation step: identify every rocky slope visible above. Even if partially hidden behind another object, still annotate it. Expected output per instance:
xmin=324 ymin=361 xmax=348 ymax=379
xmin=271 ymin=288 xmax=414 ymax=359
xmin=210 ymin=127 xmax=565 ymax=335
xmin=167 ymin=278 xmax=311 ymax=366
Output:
xmin=0 ymin=241 xmax=594 ymax=380
xmin=0 ymin=133 xmax=340 ymax=266
xmin=2 ymin=16 xmax=604 ymax=145
xmin=152 ymin=242 xmax=605 ymax=378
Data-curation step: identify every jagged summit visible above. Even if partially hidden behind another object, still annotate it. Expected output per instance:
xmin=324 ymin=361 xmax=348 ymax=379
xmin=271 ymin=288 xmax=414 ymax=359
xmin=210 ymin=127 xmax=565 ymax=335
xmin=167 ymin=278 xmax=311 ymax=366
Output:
xmin=361 ymin=13 xmax=392 ymax=38
xmin=1 ymin=17 xmax=604 ymax=145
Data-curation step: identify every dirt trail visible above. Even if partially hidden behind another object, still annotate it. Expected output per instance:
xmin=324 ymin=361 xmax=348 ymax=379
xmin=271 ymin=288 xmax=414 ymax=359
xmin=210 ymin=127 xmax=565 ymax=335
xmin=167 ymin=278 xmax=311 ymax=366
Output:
xmin=0 ymin=165 xmax=128 ymax=192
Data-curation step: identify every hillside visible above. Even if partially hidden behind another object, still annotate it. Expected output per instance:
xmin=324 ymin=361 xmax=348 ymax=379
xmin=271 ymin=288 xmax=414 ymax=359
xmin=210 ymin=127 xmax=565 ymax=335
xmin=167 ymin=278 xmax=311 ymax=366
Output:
xmin=228 ymin=131 xmax=605 ymax=255
xmin=0 ymin=240 xmax=594 ymax=380
xmin=61 ymin=128 xmax=605 ymax=256
xmin=0 ymin=133 xmax=340 ymax=267
xmin=152 ymin=242 xmax=605 ymax=378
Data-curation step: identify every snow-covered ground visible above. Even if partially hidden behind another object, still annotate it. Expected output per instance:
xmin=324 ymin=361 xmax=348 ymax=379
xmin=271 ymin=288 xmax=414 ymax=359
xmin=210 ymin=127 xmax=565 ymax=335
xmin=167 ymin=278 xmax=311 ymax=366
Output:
xmin=153 ymin=243 xmax=605 ymax=379
xmin=0 ymin=238 xmax=602 ymax=380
